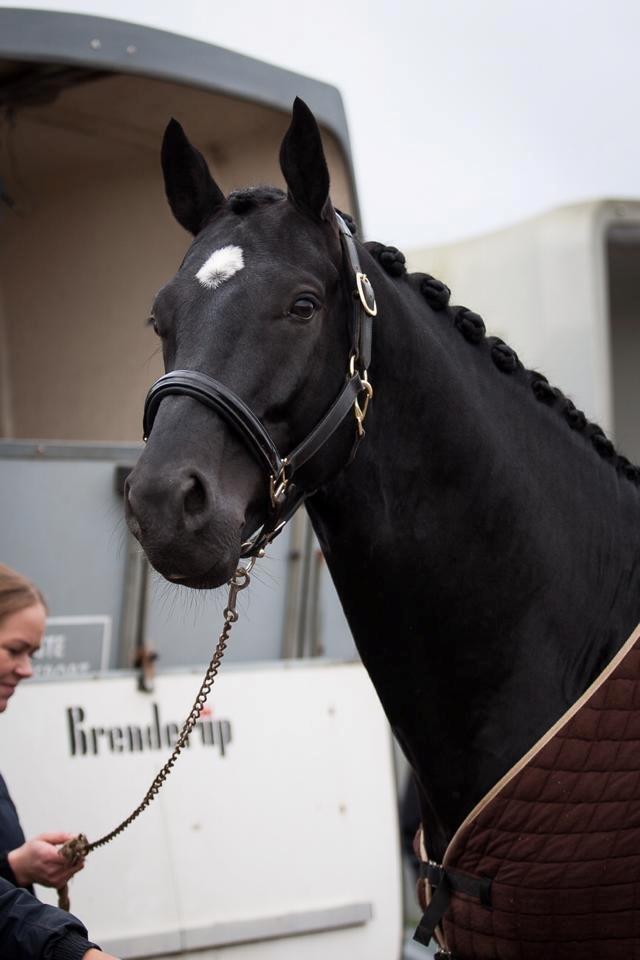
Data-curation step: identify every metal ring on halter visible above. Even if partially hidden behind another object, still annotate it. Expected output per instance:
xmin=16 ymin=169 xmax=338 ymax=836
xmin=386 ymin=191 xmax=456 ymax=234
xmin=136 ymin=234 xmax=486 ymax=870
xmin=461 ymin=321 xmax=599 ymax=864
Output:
xmin=269 ymin=458 xmax=289 ymax=507
xmin=356 ymin=271 xmax=377 ymax=317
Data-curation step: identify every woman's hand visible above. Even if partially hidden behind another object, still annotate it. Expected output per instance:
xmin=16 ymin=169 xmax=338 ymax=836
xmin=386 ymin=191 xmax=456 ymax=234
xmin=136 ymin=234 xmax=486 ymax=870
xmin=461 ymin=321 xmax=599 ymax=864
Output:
xmin=7 ymin=833 xmax=84 ymax=887
xmin=84 ymin=952 xmax=120 ymax=960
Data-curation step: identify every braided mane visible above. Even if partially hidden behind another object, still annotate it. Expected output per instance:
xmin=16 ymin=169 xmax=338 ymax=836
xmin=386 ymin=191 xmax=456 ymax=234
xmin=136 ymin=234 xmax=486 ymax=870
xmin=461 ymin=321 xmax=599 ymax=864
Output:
xmin=222 ymin=196 xmax=638 ymax=486
xmin=363 ymin=234 xmax=640 ymax=488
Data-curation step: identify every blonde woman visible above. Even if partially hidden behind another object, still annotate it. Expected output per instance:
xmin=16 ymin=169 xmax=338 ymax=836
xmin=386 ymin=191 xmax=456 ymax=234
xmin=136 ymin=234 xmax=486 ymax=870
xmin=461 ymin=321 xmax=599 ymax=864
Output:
xmin=0 ymin=563 xmax=118 ymax=960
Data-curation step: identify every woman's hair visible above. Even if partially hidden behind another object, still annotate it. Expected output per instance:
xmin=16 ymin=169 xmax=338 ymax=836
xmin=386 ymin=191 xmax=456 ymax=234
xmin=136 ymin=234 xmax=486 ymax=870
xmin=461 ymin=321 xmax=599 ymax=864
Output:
xmin=0 ymin=564 xmax=46 ymax=623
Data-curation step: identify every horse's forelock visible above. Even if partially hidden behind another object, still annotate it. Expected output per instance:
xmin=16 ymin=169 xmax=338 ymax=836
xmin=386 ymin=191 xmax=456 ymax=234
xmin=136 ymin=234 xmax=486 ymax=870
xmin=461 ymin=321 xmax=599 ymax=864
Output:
xmin=227 ymin=187 xmax=286 ymax=214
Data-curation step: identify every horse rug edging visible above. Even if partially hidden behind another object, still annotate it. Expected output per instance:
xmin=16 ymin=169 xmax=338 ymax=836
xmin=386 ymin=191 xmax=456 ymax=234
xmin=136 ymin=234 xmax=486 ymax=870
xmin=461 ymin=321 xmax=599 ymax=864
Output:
xmin=416 ymin=622 xmax=640 ymax=960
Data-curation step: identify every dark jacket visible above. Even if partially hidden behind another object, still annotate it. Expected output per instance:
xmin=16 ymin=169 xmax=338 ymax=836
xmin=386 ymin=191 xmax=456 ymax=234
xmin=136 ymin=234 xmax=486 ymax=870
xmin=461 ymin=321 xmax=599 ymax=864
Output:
xmin=0 ymin=774 xmax=99 ymax=958
xmin=0 ymin=772 xmax=33 ymax=894
xmin=0 ymin=875 xmax=99 ymax=959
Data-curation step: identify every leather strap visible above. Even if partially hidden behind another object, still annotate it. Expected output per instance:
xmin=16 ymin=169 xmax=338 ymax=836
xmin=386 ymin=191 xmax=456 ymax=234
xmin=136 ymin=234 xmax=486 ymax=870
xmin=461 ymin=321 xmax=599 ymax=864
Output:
xmin=144 ymin=370 xmax=283 ymax=478
xmin=335 ymin=213 xmax=376 ymax=370
xmin=144 ymin=370 xmax=363 ymax=483
xmin=144 ymin=369 xmax=365 ymax=558
xmin=285 ymin=374 xmax=362 ymax=474
xmin=413 ymin=861 xmax=492 ymax=949
xmin=414 ymin=874 xmax=452 ymax=948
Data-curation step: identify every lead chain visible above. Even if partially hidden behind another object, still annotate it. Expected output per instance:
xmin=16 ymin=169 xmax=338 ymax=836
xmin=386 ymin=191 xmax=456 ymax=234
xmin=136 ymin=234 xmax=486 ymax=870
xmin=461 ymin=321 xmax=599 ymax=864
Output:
xmin=57 ymin=560 xmax=257 ymax=909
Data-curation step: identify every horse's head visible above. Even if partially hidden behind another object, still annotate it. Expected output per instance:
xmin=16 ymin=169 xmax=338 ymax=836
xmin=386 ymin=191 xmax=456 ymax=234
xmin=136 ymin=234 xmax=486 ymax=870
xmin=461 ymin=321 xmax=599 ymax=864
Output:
xmin=126 ymin=99 xmax=370 ymax=588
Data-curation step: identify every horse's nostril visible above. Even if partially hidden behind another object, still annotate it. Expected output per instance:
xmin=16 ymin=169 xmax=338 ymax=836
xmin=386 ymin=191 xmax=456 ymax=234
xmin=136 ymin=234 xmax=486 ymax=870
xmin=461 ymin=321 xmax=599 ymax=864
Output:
xmin=183 ymin=473 xmax=209 ymax=517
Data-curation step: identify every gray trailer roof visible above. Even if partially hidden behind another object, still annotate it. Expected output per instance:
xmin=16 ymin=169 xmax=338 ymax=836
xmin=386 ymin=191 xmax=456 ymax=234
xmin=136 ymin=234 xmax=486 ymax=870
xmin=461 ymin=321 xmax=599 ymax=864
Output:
xmin=0 ymin=7 xmax=358 ymax=216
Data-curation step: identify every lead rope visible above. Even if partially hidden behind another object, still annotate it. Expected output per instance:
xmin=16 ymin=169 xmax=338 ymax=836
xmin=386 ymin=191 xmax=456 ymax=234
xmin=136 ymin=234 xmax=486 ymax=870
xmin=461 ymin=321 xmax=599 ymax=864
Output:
xmin=56 ymin=556 xmax=259 ymax=911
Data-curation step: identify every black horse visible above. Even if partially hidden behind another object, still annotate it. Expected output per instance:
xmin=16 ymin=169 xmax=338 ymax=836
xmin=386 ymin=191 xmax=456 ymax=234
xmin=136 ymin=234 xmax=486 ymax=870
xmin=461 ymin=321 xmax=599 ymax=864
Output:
xmin=126 ymin=99 xmax=640 ymax=883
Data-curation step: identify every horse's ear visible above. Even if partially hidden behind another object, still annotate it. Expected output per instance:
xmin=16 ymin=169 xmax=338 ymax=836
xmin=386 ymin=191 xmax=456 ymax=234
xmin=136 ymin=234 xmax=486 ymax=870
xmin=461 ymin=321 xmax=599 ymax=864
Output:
xmin=161 ymin=119 xmax=225 ymax=235
xmin=279 ymin=97 xmax=333 ymax=222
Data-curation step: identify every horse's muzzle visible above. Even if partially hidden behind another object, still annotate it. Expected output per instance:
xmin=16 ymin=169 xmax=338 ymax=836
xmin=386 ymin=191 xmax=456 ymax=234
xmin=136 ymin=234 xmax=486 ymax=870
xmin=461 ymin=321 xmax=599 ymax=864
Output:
xmin=124 ymin=460 xmax=245 ymax=588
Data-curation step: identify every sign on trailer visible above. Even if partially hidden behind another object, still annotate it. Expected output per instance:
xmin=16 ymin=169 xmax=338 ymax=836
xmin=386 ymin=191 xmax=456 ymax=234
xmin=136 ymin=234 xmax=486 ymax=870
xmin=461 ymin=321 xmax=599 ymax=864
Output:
xmin=2 ymin=662 xmax=402 ymax=959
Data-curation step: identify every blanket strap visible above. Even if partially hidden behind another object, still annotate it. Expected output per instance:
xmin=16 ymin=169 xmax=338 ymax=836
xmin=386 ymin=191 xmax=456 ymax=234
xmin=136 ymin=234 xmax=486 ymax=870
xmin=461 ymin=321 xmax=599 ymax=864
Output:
xmin=413 ymin=861 xmax=492 ymax=948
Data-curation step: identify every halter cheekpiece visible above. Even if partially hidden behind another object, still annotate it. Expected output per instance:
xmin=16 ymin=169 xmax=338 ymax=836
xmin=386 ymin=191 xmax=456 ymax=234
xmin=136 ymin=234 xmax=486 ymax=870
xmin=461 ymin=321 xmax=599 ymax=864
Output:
xmin=142 ymin=213 xmax=376 ymax=557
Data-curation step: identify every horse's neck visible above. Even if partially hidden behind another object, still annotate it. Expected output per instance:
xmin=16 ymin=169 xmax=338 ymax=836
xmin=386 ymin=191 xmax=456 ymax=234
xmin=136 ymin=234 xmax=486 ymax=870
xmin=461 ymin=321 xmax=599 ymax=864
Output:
xmin=307 ymin=261 xmax=640 ymax=858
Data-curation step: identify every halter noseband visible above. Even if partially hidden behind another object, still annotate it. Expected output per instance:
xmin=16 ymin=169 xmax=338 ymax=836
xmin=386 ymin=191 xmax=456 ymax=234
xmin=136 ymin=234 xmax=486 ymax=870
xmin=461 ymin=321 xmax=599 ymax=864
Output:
xmin=142 ymin=214 xmax=376 ymax=558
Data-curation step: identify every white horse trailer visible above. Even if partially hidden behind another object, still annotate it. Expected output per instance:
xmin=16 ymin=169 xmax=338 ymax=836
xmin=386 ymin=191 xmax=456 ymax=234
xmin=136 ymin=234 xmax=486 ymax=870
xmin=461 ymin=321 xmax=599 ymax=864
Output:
xmin=408 ymin=199 xmax=640 ymax=465
xmin=0 ymin=9 xmax=404 ymax=959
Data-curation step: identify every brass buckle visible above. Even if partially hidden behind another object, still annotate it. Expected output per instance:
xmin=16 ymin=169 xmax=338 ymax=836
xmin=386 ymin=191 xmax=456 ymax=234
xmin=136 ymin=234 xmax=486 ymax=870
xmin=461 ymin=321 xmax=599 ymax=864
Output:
xmin=356 ymin=272 xmax=377 ymax=317
xmin=269 ymin=458 xmax=289 ymax=508
xmin=354 ymin=374 xmax=374 ymax=437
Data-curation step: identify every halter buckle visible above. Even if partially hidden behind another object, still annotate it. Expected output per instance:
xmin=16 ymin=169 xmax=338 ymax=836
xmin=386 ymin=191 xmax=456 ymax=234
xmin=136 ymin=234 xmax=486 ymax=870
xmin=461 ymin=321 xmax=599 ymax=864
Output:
xmin=354 ymin=375 xmax=374 ymax=436
xmin=269 ymin=459 xmax=289 ymax=508
xmin=356 ymin=272 xmax=377 ymax=317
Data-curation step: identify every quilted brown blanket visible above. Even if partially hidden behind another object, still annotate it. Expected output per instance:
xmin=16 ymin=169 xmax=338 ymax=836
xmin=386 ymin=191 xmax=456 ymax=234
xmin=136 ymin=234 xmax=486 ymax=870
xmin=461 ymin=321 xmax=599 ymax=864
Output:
xmin=416 ymin=622 xmax=640 ymax=959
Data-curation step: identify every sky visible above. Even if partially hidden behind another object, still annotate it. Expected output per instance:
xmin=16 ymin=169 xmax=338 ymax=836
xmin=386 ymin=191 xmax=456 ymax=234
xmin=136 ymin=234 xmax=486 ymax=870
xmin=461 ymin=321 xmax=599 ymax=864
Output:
xmin=4 ymin=0 xmax=640 ymax=248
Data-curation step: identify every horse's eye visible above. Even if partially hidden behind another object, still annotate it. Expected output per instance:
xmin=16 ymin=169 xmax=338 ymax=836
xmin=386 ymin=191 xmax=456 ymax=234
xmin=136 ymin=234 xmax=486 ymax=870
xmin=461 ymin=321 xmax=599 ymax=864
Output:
xmin=148 ymin=316 xmax=162 ymax=337
xmin=289 ymin=297 xmax=318 ymax=321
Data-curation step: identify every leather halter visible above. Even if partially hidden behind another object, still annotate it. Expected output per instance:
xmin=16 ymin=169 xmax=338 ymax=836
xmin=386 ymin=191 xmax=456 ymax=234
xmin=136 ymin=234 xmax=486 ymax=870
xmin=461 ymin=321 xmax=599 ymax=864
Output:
xmin=142 ymin=213 xmax=376 ymax=558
